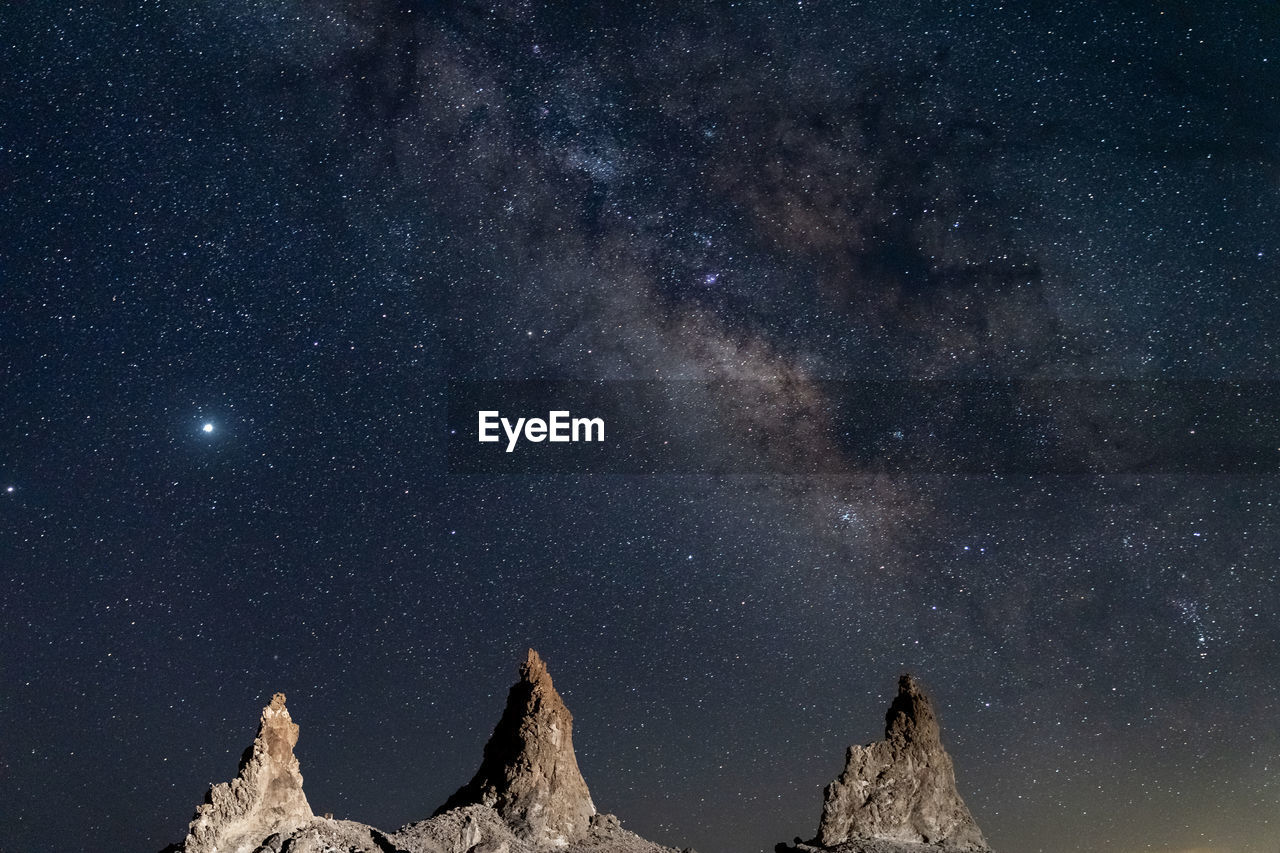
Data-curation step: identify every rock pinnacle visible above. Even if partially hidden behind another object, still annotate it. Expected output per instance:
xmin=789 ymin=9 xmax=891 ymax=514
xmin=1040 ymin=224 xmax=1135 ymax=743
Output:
xmin=816 ymin=675 xmax=990 ymax=851
xmin=179 ymin=692 xmax=314 ymax=853
xmin=437 ymin=649 xmax=597 ymax=847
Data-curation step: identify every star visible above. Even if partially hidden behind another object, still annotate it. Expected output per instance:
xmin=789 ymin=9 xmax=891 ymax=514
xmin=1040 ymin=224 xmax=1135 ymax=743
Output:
xmin=202 ymin=423 xmax=214 ymax=434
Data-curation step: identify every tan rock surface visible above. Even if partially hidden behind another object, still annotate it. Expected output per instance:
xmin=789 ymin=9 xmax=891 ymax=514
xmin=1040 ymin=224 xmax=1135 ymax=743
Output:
xmin=436 ymin=650 xmax=597 ymax=847
xmin=815 ymin=676 xmax=990 ymax=851
xmin=179 ymin=692 xmax=314 ymax=853
xmin=216 ymin=804 xmax=681 ymax=853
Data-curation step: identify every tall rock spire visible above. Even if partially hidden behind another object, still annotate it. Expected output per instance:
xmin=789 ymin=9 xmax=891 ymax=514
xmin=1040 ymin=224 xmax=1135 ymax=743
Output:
xmin=816 ymin=675 xmax=990 ymax=851
xmin=180 ymin=693 xmax=314 ymax=853
xmin=438 ymin=649 xmax=597 ymax=847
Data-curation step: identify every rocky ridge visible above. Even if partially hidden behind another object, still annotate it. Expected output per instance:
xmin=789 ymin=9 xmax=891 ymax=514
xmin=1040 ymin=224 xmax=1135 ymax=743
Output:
xmin=166 ymin=662 xmax=993 ymax=853
xmin=166 ymin=652 xmax=680 ymax=853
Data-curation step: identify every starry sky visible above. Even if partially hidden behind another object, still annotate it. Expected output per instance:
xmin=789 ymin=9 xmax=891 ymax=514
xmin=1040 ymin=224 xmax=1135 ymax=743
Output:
xmin=3 ymin=2 xmax=1280 ymax=852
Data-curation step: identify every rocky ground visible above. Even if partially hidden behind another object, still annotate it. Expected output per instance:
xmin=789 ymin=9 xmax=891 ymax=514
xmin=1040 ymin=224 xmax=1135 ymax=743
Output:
xmin=241 ymin=806 xmax=678 ymax=853
xmin=779 ymin=841 xmax=986 ymax=853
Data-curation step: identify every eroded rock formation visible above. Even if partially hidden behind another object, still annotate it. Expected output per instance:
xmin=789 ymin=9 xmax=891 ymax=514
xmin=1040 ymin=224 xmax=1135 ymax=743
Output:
xmin=171 ymin=657 xmax=1013 ymax=853
xmin=436 ymin=649 xmax=598 ymax=847
xmin=166 ymin=654 xmax=680 ymax=853
xmin=812 ymin=675 xmax=990 ymax=852
xmin=180 ymin=692 xmax=314 ymax=853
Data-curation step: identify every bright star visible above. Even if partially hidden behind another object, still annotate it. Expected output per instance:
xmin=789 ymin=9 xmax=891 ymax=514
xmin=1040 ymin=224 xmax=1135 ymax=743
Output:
xmin=202 ymin=423 xmax=214 ymax=434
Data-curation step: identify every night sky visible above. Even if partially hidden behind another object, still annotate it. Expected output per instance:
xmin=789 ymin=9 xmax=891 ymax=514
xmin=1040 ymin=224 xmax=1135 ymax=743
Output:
xmin=3 ymin=3 xmax=1280 ymax=852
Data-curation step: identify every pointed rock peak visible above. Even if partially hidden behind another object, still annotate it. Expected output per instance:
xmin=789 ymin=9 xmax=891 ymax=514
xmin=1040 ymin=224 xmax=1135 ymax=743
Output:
xmin=438 ymin=649 xmax=596 ymax=847
xmin=895 ymin=673 xmax=923 ymax=702
xmin=179 ymin=693 xmax=314 ymax=853
xmin=259 ymin=692 xmax=302 ymax=764
xmin=522 ymin=647 xmax=549 ymax=683
xmin=816 ymin=675 xmax=991 ymax=851
xmin=884 ymin=673 xmax=942 ymax=747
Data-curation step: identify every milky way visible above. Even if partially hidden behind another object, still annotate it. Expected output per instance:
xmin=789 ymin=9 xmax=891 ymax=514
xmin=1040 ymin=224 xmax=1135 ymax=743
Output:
xmin=3 ymin=3 xmax=1279 ymax=853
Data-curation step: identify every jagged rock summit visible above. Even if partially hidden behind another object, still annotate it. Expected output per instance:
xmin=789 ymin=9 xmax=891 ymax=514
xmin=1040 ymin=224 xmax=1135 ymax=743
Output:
xmin=179 ymin=692 xmax=314 ymax=853
xmin=795 ymin=675 xmax=990 ymax=853
xmin=166 ymin=655 xmax=680 ymax=853
xmin=436 ymin=648 xmax=598 ymax=847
